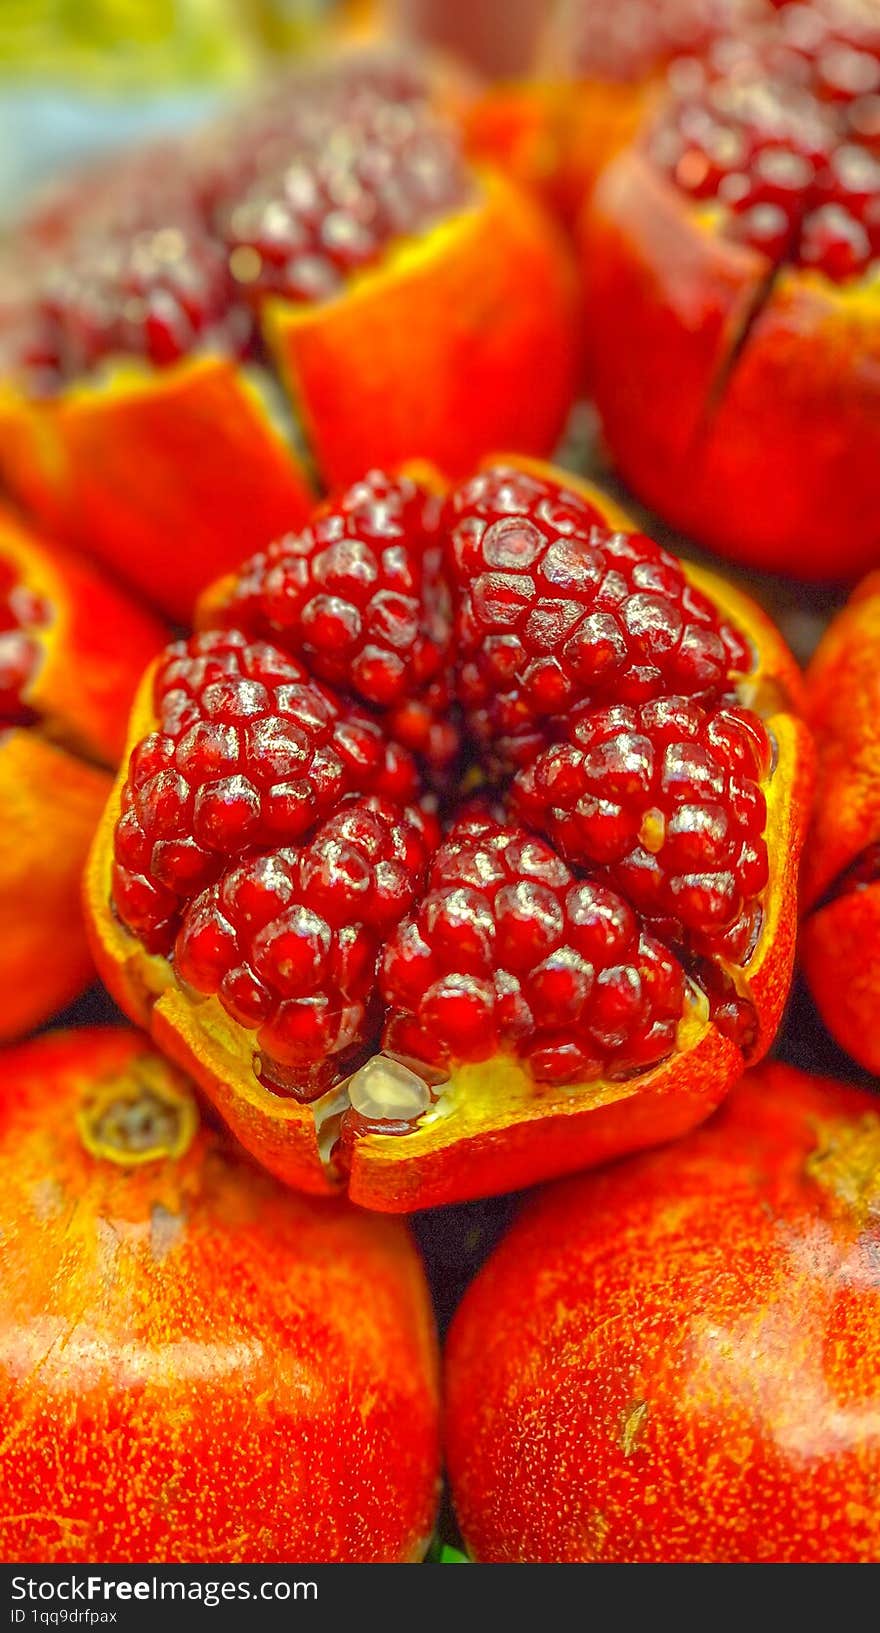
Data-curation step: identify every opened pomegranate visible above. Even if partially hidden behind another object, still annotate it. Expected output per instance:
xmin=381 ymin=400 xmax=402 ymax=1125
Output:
xmin=0 ymin=508 xmax=163 ymax=1040
xmin=446 ymin=1062 xmax=880 ymax=1563
xmin=0 ymin=1028 xmax=440 ymax=1563
xmin=582 ymin=0 xmax=880 ymax=578
xmin=87 ymin=457 xmax=810 ymax=1211
xmin=0 ymin=47 xmax=576 ymax=620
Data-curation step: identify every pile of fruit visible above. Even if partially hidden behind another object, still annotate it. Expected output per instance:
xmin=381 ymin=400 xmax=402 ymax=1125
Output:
xmin=1 ymin=3 xmax=880 ymax=1566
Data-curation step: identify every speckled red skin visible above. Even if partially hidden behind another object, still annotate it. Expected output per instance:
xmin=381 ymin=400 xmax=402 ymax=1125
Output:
xmin=580 ymin=148 xmax=880 ymax=580
xmin=0 ymin=1028 xmax=440 ymax=1563
xmin=0 ymin=510 xmax=165 ymax=1038
xmin=85 ymin=457 xmax=812 ymax=1213
xmin=446 ymin=1062 xmax=880 ymax=1563
xmin=801 ymin=576 xmax=880 ymax=1071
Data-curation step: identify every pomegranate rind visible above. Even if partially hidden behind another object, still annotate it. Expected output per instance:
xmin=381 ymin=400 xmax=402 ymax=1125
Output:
xmin=1 ymin=734 xmax=108 ymax=1041
xmin=801 ymin=576 xmax=880 ymax=1073
xmin=558 ymin=78 xmax=660 ymax=219
xmin=85 ymin=462 xmax=810 ymax=1211
xmin=464 ymin=82 xmax=569 ymax=214
xmin=0 ymin=359 xmax=315 ymax=623
xmin=581 ymin=148 xmax=880 ymax=580
xmin=802 ymin=884 xmax=880 ymax=1075
xmin=263 ymin=170 xmax=578 ymax=489
xmin=0 ymin=1027 xmax=440 ymax=1564
xmin=0 ymin=511 xmax=164 ymax=1039
xmin=0 ymin=504 xmax=165 ymax=764
xmin=582 ymin=151 xmax=775 ymax=498
xmin=801 ymin=573 xmax=880 ymax=908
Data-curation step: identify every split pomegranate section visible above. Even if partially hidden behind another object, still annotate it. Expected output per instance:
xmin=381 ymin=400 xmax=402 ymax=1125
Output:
xmin=0 ymin=509 xmax=164 ymax=1040
xmin=87 ymin=457 xmax=811 ymax=1211
xmin=581 ymin=1 xmax=880 ymax=577
xmin=0 ymin=46 xmax=577 ymax=619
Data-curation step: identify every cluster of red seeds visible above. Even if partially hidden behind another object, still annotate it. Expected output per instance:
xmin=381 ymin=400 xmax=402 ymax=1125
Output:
xmin=217 ymin=89 xmax=471 ymax=308
xmin=444 ymin=466 xmax=752 ymax=772
xmin=13 ymin=51 xmax=473 ymax=391
xmin=513 ymin=696 xmax=770 ymax=964
xmin=175 ymin=795 xmax=437 ymax=1099
xmin=217 ymin=470 xmax=456 ymax=765
xmin=22 ymin=219 xmax=248 ymax=386
xmin=765 ymin=0 xmax=880 ymax=116
xmin=381 ymin=813 xmax=689 ymax=1084
xmin=0 ymin=559 xmax=50 ymax=727
xmin=649 ymin=2 xmax=880 ymax=276
xmin=111 ymin=630 xmax=416 ymax=956
xmin=113 ymin=463 xmax=773 ymax=1094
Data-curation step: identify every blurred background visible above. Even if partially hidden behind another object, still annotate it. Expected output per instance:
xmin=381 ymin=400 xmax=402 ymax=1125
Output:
xmin=0 ymin=1 xmax=546 ymax=214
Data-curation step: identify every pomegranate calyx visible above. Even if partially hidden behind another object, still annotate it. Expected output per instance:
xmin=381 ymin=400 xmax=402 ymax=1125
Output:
xmin=76 ymin=1055 xmax=198 ymax=1167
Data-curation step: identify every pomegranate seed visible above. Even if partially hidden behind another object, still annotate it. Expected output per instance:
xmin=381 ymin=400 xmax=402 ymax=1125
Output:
xmin=555 ymin=0 xmax=749 ymax=84
xmin=111 ymin=631 xmax=419 ymax=953
xmin=445 ymin=465 xmax=755 ymax=771
xmin=381 ymin=818 xmax=689 ymax=1080
xmin=513 ymin=696 xmax=771 ymax=960
xmin=800 ymin=200 xmax=873 ymax=274
xmin=218 ymin=470 xmax=456 ymax=768
xmin=173 ymin=794 xmax=436 ymax=1095
xmin=648 ymin=7 xmax=880 ymax=281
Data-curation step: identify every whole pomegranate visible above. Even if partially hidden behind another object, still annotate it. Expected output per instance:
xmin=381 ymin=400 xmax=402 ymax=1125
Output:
xmin=0 ymin=1028 xmax=440 ymax=1562
xmin=447 ymin=1062 xmax=880 ymax=1563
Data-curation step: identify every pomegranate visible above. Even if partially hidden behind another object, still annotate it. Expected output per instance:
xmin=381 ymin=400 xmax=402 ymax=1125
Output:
xmin=86 ymin=458 xmax=810 ymax=1211
xmin=446 ymin=1062 xmax=880 ymax=1563
xmin=0 ymin=1028 xmax=440 ymax=1563
xmin=582 ymin=1 xmax=880 ymax=577
xmin=0 ymin=47 xmax=576 ymax=620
